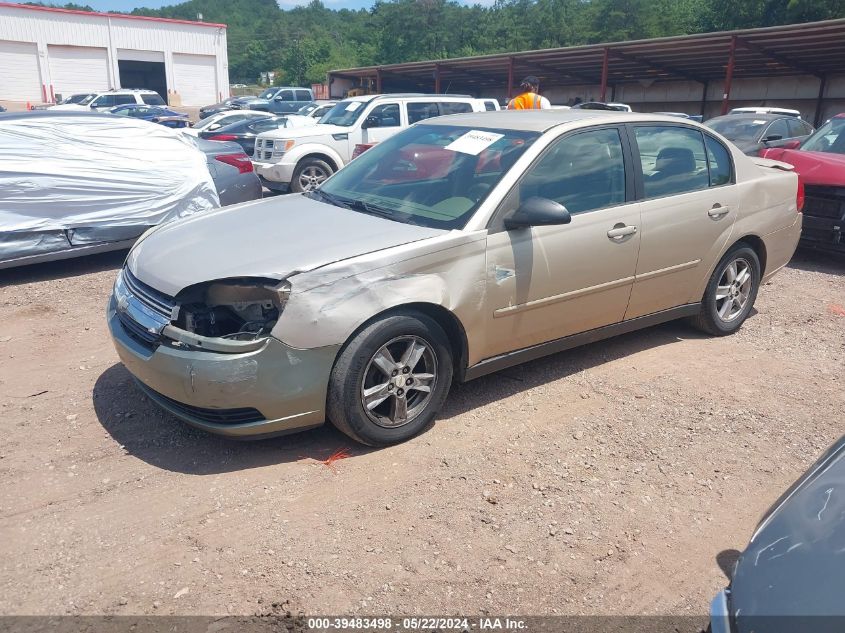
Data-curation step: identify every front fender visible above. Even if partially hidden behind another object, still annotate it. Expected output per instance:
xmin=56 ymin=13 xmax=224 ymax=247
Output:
xmin=272 ymin=232 xmax=489 ymax=365
xmin=284 ymin=143 xmax=346 ymax=171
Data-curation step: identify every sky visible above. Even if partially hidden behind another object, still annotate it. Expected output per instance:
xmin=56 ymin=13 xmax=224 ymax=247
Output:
xmin=18 ymin=0 xmax=494 ymax=11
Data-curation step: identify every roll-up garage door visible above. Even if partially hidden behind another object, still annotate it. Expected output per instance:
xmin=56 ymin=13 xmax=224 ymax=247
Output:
xmin=172 ymin=53 xmax=217 ymax=106
xmin=48 ymin=45 xmax=110 ymax=97
xmin=0 ymin=40 xmax=42 ymax=101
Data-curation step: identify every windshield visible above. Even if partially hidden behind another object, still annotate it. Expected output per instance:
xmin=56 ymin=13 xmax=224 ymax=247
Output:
xmin=316 ymin=123 xmax=540 ymax=230
xmin=800 ymin=117 xmax=845 ymax=154
xmin=318 ymin=100 xmax=369 ymax=127
xmin=79 ymin=94 xmax=96 ymax=105
xmin=258 ymin=88 xmax=276 ymax=99
xmin=706 ymin=117 xmax=767 ymax=143
xmin=65 ymin=93 xmax=92 ymax=104
xmin=297 ymin=103 xmax=318 ymax=115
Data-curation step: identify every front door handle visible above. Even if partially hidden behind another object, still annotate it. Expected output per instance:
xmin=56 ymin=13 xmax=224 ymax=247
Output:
xmin=607 ymin=224 xmax=638 ymax=240
xmin=708 ymin=204 xmax=731 ymax=219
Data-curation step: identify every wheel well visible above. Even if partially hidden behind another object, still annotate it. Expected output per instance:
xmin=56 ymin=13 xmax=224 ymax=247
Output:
xmin=332 ymin=303 xmax=470 ymax=381
xmin=298 ymin=153 xmax=339 ymax=172
xmin=735 ymin=235 xmax=767 ymax=276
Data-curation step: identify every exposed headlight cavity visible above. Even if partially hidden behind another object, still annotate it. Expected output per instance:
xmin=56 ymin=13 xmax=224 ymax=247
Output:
xmin=176 ymin=280 xmax=290 ymax=340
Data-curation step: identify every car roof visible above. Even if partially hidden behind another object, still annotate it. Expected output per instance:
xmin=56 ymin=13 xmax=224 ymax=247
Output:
xmin=708 ymin=113 xmax=785 ymax=122
xmin=421 ymin=110 xmax=696 ymax=132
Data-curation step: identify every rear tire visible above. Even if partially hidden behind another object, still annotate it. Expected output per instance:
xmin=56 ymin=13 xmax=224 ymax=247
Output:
xmin=291 ymin=158 xmax=334 ymax=193
xmin=691 ymin=243 xmax=760 ymax=336
xmin=327 ymin=312 xmax=453 ymax=447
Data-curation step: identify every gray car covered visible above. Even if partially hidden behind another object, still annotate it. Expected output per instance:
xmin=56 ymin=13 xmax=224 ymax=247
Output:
xmin=0 ymin=110 xmax=218 ymax=269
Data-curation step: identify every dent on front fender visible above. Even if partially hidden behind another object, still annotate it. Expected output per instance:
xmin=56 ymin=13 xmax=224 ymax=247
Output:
xmin=273 ymin=232 xmax=489 ymax=365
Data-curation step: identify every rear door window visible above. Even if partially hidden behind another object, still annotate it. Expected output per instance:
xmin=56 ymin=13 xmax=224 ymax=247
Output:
xmin=295 ymin=90 xmax=311 ymax=101
xmin=786 ymin=118 xmax=811 ymax=138
xmin=142 ymin=94 xmax=165 ymax=105
xmin=407 ymin=102 xmax=441 ymax=124
xmin=704 ymin=135 xmax=733 ymax=186
xmin=634 ymin=126 xmax=710 ymax=198
xmin=439 ymin=102 xmax=473 ymax=115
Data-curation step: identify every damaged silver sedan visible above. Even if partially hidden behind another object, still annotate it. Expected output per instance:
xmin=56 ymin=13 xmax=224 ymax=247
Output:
xmin=109 ymin=111 xmax=802 ymax=445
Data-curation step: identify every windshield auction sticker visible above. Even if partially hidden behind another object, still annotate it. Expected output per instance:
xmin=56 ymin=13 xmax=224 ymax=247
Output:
xmin=445 ymin=130 xmax=505 ymax=155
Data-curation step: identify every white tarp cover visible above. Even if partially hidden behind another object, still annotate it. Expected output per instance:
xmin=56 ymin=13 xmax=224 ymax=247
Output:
xmin=0 ymin=113 xmax=219 ymax=262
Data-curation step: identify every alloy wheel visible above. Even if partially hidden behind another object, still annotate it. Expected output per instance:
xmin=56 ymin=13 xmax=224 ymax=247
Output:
xmin=360 ymin=335 xmax=437 ymax=428
xmin=298 ymin=166 xmax=329 ymax=191
xmin=715 ymin=257 xmax=753 ymax=322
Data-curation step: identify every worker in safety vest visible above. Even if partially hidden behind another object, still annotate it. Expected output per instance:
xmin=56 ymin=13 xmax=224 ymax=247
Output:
xmin=507 ymin=76 xmax=551 ymax=110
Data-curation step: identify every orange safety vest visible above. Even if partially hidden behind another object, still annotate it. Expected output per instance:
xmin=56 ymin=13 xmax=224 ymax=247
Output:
xmin=508 ymin=92 xmax=542 ymax=110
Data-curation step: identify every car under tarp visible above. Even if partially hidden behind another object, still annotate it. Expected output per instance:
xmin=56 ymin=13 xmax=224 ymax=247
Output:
xmin=0 ymin=111 xmax=219 ymax=268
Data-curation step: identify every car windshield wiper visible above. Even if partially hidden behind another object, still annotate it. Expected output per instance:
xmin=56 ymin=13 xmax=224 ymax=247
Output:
xmin=307 ymin=188 xmax=352 ymax=209
xmin=342 ymin=198 xmax=398 ymax=220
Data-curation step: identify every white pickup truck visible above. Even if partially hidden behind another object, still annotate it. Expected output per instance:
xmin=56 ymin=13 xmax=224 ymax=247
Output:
xmin=252 ymin=93 xmax=487 ymax=192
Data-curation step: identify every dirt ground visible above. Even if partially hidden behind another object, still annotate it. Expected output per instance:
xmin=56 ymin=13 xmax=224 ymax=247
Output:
xmin=1 ymin=248 xmax=843 ymax=618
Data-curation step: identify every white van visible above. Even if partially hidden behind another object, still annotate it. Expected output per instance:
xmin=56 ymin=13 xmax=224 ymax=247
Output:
xmin=253 ymin=93 xmax=485 ymax=192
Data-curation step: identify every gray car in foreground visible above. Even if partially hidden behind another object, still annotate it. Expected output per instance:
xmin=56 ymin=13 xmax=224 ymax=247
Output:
xmin=109 ymin=111 xmax=801 ymax=445
xmin=711 ymin=434 xmax=845 ymax=633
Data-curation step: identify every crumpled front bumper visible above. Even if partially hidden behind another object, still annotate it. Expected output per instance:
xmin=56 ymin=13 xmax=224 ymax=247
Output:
xmin=108 ymin=296 xmax=339 ymax=438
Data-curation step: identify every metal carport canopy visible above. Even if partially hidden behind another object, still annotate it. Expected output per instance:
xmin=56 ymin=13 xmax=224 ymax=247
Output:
xmin=329 ymin=18 xmax=845 ymax=104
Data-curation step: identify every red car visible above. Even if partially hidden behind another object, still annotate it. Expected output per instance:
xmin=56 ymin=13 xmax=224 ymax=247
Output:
xmin=760 ymin=113 xmax=845 ymax=253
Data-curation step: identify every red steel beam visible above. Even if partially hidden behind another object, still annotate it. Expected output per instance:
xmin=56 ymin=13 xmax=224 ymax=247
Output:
xmin=720 ymin=36 xmax=737 ymax=115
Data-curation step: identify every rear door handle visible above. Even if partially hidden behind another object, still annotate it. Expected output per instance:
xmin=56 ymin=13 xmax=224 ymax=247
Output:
xmin=708 ymin=204 xmax=731 ymax=219
xmin=607 ymin=225 xmax=638 ymax=240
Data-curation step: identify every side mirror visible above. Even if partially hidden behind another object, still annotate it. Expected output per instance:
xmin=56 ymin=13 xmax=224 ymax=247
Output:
xmin=362 ymin=116 xmax=379 ymax=129
xmin=504 ymin=197 xmax=572 ymax=230
xmin=762 ymin=134 xmax=783 ymax=143
xmin=273 ymin=95 xmax=284 ymax=101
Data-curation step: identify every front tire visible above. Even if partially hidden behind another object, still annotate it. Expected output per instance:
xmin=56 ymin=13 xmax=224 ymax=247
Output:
xmin=327 ymin=312 xmax=453 ymax=446
xmin=692 ymin=243 xmax=760 ymax=336
xmin=291 ymin=157 xmax=334 ymax=193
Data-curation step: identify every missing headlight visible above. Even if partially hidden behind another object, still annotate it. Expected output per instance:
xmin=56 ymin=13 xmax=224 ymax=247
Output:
xmin=176 ymin=279 xmax=290 ymax=340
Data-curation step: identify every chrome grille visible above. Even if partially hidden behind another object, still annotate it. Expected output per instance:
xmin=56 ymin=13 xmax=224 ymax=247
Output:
xmin=253 ymin=138 xmax=274 ymax=161
xmin=123 ymin=268 xmax=175 ymax=319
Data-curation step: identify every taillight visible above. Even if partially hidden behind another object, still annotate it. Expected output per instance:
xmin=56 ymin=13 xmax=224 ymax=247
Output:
xmin=351 ymin=143 xmax=375 ymax=159
xmin=796 ymin=174 xmax=805 ymax=213
xmin=209 ymin=134 xmax=238 ymax=141
xmin=215 ymin=153 xmax=254 ymax=174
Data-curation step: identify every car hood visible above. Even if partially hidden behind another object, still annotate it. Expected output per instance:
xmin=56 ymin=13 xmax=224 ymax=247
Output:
xmin=759 ymin=148 xmax=845 ymax=186
xmin=259 ymin=123 xmax=349 ymax=140
xmin=126 ymin=194 xmax=445 ymax=297
xmin=729 ymin=434 xmax=845 ymax=626
xmin=48 ymin=104 xmax=89 ymax=111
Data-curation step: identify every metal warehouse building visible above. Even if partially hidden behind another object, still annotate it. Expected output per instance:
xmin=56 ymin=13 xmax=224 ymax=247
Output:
xmin=329 ymin=19 xmax=845 ymax=125
xmin=0 ymin=1 xmax=228 ymax=107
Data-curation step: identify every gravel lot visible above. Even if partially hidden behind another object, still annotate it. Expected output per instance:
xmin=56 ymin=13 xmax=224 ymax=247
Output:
xmin=1 ymin=248 xmax=843 ymax=618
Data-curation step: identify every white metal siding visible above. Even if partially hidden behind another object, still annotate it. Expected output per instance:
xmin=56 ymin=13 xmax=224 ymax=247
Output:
xmin=172 ymin=53 xmax=217 ymax=105
xmin=48 ymin=45 xmax=110 ymax=96
xmin=117 ymin=48 xmax=165 ymax=63
xmin=0 ymin=40 xmax=41 ymax=101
